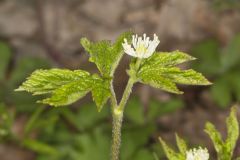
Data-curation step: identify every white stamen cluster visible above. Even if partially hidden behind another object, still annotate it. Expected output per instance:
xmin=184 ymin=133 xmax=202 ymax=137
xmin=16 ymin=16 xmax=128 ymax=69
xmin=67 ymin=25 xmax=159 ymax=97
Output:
xmin=122 ymin=33 xmax=160 ymax=58
xmin=186 ymin=147 xmax=209 ymax=160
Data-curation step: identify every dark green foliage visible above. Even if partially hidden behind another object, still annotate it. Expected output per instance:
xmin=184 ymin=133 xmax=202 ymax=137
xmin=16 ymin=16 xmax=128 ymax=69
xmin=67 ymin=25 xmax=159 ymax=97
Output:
xmin=0 ymin=103 xmax=14 ymax=141
xmin=0 ymin=41 xmax=51 ymax=113
xmin=0 ymin=42 xmax=11 ymax=80
xmin=18 ymin=99 xmax=173 ymax=160
xmin=191 ymin=34 xmax=240 ymax=108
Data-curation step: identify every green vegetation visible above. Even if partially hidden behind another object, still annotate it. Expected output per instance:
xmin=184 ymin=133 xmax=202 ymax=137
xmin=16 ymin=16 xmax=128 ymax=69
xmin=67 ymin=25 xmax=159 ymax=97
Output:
xmin=15 ymin=32 xmax=210 ymax=160
xmin=160 ymin=106 xmax=239 ymax=160
xmin=191 ymin=34 xmax=240 ymax=108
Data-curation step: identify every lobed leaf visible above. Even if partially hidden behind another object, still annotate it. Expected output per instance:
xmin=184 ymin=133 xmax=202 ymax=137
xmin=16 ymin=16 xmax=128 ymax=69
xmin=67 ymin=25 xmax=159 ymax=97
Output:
xmin=138 ymin=69 xmax=182 ymax=94
xmin=138 ymin=51 xmax=211 ymax=94
xmin=205 ymin=122 xmax=224 ymax=154
xmin=159 ymin=68 xmax=211 ymax=85
xmin=16 ymin=69 xmax=111 ymax=111
xmin=175 ymin=134 xmax=187 ymax=156
xmin=159 ymin=137 xmax=179 ymax=160
xmin=226 ymin=106 xmax=239 ymax=156
xmin=205 ymin=106 xmax=239 ymax=160
xmin=81 ymin=31 xmax=132 ymax=77
xmin=40 ymin=80 xmax=91 ymax=106
xmin=16 ymin=69 xmax=90 ymax=95
xmin=91 ymin=75 xmax=111 ymax=112
xmin=141 ymin=51 xmax=196 ymax=69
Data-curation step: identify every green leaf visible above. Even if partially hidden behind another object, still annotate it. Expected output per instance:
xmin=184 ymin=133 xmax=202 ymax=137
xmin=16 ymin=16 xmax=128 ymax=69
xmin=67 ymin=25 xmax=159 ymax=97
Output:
xmin=205 ymin=106 xmax=239 ymax=160
xmin=122 ymin=125 xmax=155 ymax=159
xmin=17 ymin=69 xmax=111 ymax=111
xmin=40 ymin=80 xmax=91 ymax=106
xmin=16 ymin=69 xmax=91 ymax=95
xmin=147 ymin=98 xmax=183 ymax=121
xmin=191 ymin=39 xmax=221 ymax=76
xmin=125 ymin=97 xmax=145 ymax=124
xmin=81 ymin=31 xmax=132 ymax=77
xmin=138 ymin=51 xmax=210 ymax=94
xmin=175 ymin=134 xmax=187 ymax=156
xmin=61 ymin=103 xmax=109 ymax=131
xmin=3 ymin=56 xmax=50 ymax=113
xmin=159 ymin=68 xmax=212 ymax=85
xmin=138 ymin=67 xmax=211 ymax=94
xmin=16 ymin=69 xmax=92 ymax=106
xmin=230 ymin=73 xmax=240 ymax=102
xmin=0 ymin=41 xmax=11 ymax=81
xmin=138 ymin=69 xmax=182 ymax=94
xmin=91 ymin=75 xmax=111 ymax=112
xmin=211 ymin=77 xmax=232 ymax=108
xmin=225 ymin=106 xmax=239 ymax=156
xmin=74 ymin=127 xmax=110 ymax=160
xmin=205 ymin=122 xmax=223 ymax=154
xmin=112 ymin=31 xmax=132 ymax=71
xmin=132 ymin=149 xmax=155 ymax=160
xmin=159 ymin=137 xmax=180 ymax=160
xmin=141 ymin=51 xmax=196 ymax=69
xmin=221 ymin=34 xmax=240 ymax=71
xmin=0 ymin=103 xmax=14 ymax=140
xmin=23 ymin=139 xmax=58 ymax=155
xmin=9 ymin=56 xmax=50 ymax=87
xmin=24 ymin=106 xmax=45 ymax=135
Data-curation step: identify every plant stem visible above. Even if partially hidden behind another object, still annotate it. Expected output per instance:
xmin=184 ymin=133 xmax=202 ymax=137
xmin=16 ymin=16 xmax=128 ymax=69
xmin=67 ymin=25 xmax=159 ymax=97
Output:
xmin=111 ymin=78 xmax=135 ymax=160
xmin=110 ymin=82 xmax=118 ymax=109
xmin=117 ymin=78 xmax=135 ymax=113
xmin=111 ymin=58 xmax=141 ymax=160
xmin=111 ymin=111 xmax=123 ymax=160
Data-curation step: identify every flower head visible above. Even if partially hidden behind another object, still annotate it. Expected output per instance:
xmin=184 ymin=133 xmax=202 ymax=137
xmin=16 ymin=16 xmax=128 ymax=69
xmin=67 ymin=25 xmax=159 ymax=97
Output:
xmin=186 ymin=147 xmax=209 ymax=160
xmin=122 ymin=33 xmax=160 ymax=58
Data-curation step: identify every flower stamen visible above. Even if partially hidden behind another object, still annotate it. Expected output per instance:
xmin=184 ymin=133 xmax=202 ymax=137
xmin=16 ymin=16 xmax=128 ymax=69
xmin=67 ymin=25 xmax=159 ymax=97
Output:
xmin=122 ymin=33 xmax=160 ymax=58
xmin=186 ymin=147 xmax=209 ymax=160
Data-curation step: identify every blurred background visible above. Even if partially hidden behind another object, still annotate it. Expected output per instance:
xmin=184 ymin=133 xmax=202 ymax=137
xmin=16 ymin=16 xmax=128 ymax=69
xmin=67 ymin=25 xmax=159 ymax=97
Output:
xmin=0 ymin=0 xmax=240 ymax=159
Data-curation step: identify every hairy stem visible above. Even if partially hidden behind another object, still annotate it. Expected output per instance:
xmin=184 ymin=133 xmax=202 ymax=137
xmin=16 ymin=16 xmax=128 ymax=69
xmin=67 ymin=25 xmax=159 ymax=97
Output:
xmin=111 ymin=78 xmax=135 ymax=160
xmin=110 ymin=82 xmax=118 ymax=109
xmin=111 ymin=58 xmax=141 ymax=160
xmin=117 ymin=78 xmax=135 ymax=112
xmin=111 ymin=111 xmax=123 ymax=160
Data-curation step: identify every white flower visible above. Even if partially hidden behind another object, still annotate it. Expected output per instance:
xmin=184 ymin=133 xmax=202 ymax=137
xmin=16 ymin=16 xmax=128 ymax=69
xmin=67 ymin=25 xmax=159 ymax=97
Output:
xmin=122 ymin=33 xmax=160 ymax=58
xmin=186 ymin=147 xmax=209 ymax=160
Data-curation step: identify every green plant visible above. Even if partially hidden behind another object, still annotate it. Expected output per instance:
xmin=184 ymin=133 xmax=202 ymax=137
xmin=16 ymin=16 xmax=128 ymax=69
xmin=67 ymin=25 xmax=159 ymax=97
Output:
xmin=191 ymin=35 xmax=240 ymax=108
xmin=205 ymin=107 xmax=239 ymax=160
xmin=0 ymin=39 xmax=180 ymax=159
xmin=0 ymin=41 xmax=50 ymax=113
xmin=16 ymin=32 xmax=210 ymax=160
xmin=159 ymin=106 xmax=239 ymax=160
